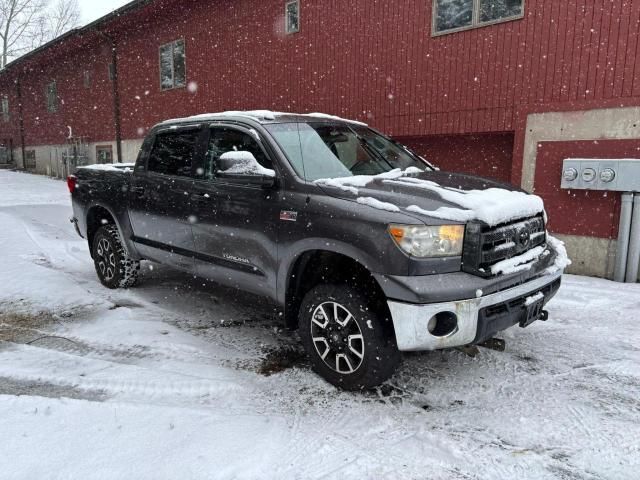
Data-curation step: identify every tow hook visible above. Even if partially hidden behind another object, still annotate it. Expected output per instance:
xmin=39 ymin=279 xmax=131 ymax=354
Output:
xmin=456 ymin=338 xmax=506 ymax=357
xmin=479 ymin=338 xmax=506 ymax=352
xmin=456 ymin=345 xmax=480 ymax=358
xmin=540 ymin=310 xmax=549 ymax=321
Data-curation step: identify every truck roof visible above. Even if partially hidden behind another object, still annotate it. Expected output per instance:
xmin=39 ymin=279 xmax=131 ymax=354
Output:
xmin=157 ymin=110 xmax=369 ymax=128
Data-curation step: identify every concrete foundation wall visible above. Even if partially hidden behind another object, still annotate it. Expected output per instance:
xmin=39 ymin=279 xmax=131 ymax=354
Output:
xmin=522 ymin=106 xmax=640 ymax=281
xmin=522 ymin=106 xmax=640 ymax=192
xmin=14 ymin=139 xmax=144 ymax=178
xmin=555 ymin=234 xmax=619 ymax=279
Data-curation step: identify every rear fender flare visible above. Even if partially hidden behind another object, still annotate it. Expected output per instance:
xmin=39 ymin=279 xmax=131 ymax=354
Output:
xmin=85 ymin=201 xmax=141 ymax=260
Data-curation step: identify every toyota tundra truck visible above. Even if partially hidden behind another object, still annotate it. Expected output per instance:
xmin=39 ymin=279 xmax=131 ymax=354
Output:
xmin=69 ymin=111 xmax=568 ymax=390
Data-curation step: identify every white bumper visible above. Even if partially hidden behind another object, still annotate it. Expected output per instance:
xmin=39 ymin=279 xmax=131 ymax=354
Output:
xmin=388 ymin=270 xmax=563 ymax=351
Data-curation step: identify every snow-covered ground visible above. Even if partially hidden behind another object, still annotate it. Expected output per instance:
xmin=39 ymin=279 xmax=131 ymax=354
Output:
xmin=0 ymin=170 xmax=639 ymax=480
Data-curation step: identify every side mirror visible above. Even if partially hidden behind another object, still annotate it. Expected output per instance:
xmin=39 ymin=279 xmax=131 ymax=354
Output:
xmin=217 ymin=151 xmax=276 ymax=187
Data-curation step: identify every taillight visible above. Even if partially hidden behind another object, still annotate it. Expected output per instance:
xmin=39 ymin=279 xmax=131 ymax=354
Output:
xmin=67 ymin=175 xmax=77 ymax=193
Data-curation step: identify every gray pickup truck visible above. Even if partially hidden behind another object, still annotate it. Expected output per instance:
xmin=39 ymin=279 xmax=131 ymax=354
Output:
xmin=69 ymin=111 xmax=568 ymax=390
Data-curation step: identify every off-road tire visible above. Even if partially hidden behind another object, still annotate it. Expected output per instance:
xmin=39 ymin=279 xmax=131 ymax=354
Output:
xmin=299 ymin=284 xmax=401 ymax=390
xmin=92 ymin=224 xmax=140 ymax=289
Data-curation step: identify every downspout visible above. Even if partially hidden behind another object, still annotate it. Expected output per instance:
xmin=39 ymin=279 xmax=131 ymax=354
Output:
xmin=99 ymin=31 xmax=123 ymax=163
xmin=614 ymin=193 xmax=634 ymax=282
xmin=15 ymin=78 xmax=26 ymax=170
xmin=625 ymin=194 xmax=640 ymax=283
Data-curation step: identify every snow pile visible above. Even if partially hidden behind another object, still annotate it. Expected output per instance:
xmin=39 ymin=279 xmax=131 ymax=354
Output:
xmin=524 ymin=292 xmax=545 ymax=306
xmin=80 ymin=163 xmax=135 ymax=173
xmin=545 ymin=235 xmax=572 ymax=274
xmin=357 ymin=197 xmax=401 ymax=212
xmin=388 ymin=177 xmax=545 ymax=226
xmin=219 ymin=152 xmax=275 ymax=177
xmin=489 ymin=235 xmax=570 ymax=276
xmin=407 ymin=205 xmax=476 ymax=223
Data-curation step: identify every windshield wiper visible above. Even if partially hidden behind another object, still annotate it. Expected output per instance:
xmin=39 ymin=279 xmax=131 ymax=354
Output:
xmin=388 ymin=138 xmax=436 ymax=171
xmin=354 ymin=135 xmax=395 ymax=172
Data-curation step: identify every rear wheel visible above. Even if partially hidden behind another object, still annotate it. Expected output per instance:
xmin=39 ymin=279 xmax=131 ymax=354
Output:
xmin=92 ymin=225 xmax=140 ymax=289
xmin=299 ymin=284 xmax=401 ymax=390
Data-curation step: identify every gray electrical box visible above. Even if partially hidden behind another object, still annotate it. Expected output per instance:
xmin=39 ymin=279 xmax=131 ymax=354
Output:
xmin=561 ymin=159 xmax=640 ymax=192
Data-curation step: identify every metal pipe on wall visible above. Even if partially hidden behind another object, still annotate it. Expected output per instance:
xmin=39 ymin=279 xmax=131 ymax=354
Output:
xmin=614 ymin=193 xmax=635 ymax=282
xmin=625 ymin=194 xmax=640 ymax=283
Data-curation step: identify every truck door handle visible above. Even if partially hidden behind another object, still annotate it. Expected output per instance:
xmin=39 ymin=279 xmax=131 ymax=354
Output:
xmin=130 ymin=185 xmax=145 ymax=196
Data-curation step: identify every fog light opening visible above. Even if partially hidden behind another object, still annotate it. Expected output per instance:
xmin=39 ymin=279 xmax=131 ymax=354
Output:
xmin=427 ymin=312 xmax=459 ymax=337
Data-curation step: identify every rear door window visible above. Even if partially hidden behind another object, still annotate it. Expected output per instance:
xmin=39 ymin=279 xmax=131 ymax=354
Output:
xmin=148 ymin=129 xmax=200 ymax=177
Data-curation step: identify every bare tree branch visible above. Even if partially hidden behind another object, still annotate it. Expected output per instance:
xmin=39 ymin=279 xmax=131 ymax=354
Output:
xmin=0 ymin=0 xmax=80 ymax=68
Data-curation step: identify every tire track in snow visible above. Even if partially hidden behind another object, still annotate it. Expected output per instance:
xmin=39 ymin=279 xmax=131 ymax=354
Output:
xmin=0 ymin=342 xmax=254 ymax=402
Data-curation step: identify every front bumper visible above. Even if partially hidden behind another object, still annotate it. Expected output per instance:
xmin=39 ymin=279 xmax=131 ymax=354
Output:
xmin=388 ymin=270 xmax=563 ymax=351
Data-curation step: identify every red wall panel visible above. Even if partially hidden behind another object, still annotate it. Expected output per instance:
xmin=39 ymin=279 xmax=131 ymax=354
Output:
xmin=400 ymin=133 xmax=515 ymax=184
xmin=534 ymin=139 xmax=640 ymax=239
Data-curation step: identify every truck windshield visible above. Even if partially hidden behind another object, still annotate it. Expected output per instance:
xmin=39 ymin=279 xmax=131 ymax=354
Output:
xmin=266 ymin=122 xmax=433 ymax=181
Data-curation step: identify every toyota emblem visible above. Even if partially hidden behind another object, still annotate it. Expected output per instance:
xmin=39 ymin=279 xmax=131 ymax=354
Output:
xmin=517 ymin=228 xmax=531 ymax=248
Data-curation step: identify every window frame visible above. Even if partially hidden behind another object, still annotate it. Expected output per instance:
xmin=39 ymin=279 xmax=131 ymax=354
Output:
xmin=0 ymin=96 xmax=9 ymax=122
xmin=146 ymin=125 xmax=202 ymax=178
xmin=96 ymin=145 xmax=114 ymax=164
xmin=159 ymin=39 xmax=187 ymax=91
xmin=24 ymin=150 xmax=36 ymax=170
xmin=285 ymin=0 xmax=300 ymax=35
xmin=431 ymin=0 xmax=525 ymax=37
xmin=83 ymin=71 xmax=91 ymax=89
xmin=45 ymin=81 xmax=58 ymax=113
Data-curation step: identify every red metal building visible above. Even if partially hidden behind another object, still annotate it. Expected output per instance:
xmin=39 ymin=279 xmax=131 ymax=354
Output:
xmin=1 ymin=0 xmax=639 ymax=279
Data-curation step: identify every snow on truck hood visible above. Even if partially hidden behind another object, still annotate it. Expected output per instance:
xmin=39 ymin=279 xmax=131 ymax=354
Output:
xmin=315 ymin=169 xmax=546 ymax=227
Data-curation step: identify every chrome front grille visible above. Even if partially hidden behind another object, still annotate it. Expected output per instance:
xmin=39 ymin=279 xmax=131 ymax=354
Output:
xmin=463 ymin=215 xmax=547 ymax=277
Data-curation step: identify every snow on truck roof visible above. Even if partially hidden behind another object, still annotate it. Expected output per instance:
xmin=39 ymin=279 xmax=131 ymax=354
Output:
xmin=159 ymin=111 xmax=368 ymax=127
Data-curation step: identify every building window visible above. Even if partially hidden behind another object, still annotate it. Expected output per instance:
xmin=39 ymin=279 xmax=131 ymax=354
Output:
xmin=159 ymin=39 xmax=186 ymax=91
xmin=285 ymin=0 xmax=300 ymax=34
xmin=96 ymin=145 xmax=113 ymax=164
xmin=433 ymin=0 xmax=524 ymax=35
xmin=0 ymin=96 xmax=9 ymax=122
xmin=45 ymin=81 xmax=58 ymax=113
xmin=0 ymin=145 xmax=10 ymax=164
xmin=83 ymin=71 xmax=91 ymax=89
xmin=24 ymin=150 xmax=36 ymax=170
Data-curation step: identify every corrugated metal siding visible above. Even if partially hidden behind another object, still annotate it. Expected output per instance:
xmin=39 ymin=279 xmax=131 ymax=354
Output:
xmin=114 ymin=0 xmax=640 ymax=141
xmin=2 ymin=0 xmax=640 ymax=146
xmin=401 ymin=133 xmax=515 ymax=183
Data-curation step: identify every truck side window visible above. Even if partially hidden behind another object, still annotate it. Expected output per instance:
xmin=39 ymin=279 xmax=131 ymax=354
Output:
xmin=147 ymin=129 xmax=199 ymax=177
xmin=204 ymin=127 xmax=272 ymax=180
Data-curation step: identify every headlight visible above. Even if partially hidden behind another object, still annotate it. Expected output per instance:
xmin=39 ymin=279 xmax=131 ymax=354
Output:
xmin=388 ymin=224 xmax=465 ymax=258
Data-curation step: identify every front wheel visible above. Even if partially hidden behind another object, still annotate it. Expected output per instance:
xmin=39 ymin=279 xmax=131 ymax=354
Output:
xmin=92 ymin=225 xmax=140 ymax=289
xmin=299 ymin=284 xmax=401 ymax=390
